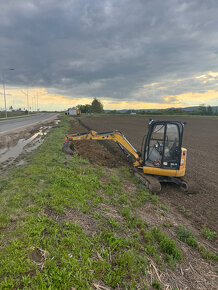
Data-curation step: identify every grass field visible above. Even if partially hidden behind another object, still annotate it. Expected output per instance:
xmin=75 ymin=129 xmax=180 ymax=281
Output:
xmin=0 ymin=116 xmax=217 ymax=289
xmin=0 ymin=112 xmax=29 ymax=119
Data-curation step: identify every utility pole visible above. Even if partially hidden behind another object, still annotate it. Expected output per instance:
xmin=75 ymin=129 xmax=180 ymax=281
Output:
xmin=20 ymin=87 xmax=30 ymax=115
xmin=27 ymin=88 xmax=29 ymax=115
xmin=37 ymin=92 xmax=39 ymax=112
xmin=2 ymin=68 xmax=15 ymax=118
xmin=2 ymin=72 xmax=7 ymax=118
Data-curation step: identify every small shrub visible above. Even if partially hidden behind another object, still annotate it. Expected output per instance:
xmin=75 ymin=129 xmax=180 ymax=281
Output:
xmin=152 ymin=279 xmax=161 ymax=289
xmin=152 ymin=227 xmax=182 ymax=263
xmin=201 ymin=225 xmax=217 ymax=241
xmin=160 ymin=204 xmax=168 ymax=211
xmin=199 ymin=245 xmax=218 ymax=262
xmin=150 ymin=194 xmax=158 ymax=204
xmin=186 ymin=236 xmax=198 ymax=248
xmin=176 ymin=225 xmax=195 ymax=243
xmin=159 ymin=237 xmax=182 ymax=262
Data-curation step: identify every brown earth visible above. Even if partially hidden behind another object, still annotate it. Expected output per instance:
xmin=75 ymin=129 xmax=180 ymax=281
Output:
xmin=68 ymin=115 xmax=218 ymax=233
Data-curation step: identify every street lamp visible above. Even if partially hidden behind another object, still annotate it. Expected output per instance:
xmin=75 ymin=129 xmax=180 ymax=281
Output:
xmin=20 ymin=87 xmax=30 ymax=115
xmin=2 ymin=68 xmax=15 ymax=118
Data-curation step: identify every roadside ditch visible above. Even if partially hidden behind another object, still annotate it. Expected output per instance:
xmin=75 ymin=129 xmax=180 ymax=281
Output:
xmin=0 ymin=117 xmax=60 ymax=175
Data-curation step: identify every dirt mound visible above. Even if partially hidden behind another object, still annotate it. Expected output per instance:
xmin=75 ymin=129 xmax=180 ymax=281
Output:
xmin=67 ymin=118 xmax=130 ymax=168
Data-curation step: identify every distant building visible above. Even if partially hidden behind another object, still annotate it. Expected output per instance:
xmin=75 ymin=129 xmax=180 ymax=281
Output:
xmin=66 ymin=107 xmax=77 ymax=115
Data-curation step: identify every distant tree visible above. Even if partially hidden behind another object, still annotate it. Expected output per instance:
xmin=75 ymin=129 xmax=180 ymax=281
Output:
xmin=207 ymin=105 xmax=213 ymax=115
xmin=78 ymin=104 xmax=92 ymax=114
xmin=85 ymin=104 xmax=92 ymax=113
xmin=198 ymin=104 xmax=207 ymax=115
xmin=91 ymin=98 xmax=104 ymax=113
xmin=9 ymin=106 xmax=13 ymax=111
xmin=194 ymin=104 xmax=214 ymax=115
xmin=108 ymin=110 xmax=118 ymax=114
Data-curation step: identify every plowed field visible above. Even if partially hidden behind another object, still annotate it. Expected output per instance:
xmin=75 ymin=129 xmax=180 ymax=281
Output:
xmin=72 ymin=115 xmax=218 ymax=232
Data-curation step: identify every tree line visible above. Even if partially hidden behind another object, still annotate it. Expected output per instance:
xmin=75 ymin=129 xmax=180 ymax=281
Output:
xmin=107 ymin=105 xmax=218 ymax=116
xmin=76 ymin=100 xmax=217 ymax=116
xmin=77 ymin=98 xmax=104 ymax=114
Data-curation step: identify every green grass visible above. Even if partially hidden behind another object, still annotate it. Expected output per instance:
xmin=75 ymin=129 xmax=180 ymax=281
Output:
xmin=2 ymin=115 xmax=213 ymax=288
xmin=0 ymin=111 xmax=36 ymax=119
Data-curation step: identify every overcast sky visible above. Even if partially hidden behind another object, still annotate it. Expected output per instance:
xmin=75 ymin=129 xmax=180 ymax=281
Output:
xmin=1 ymin=0 xmax=218 ymax=110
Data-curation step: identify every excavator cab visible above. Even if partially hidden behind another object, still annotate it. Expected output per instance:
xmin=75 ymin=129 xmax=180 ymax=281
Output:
xmin=142 ymin=120 xmax=187 ymax=178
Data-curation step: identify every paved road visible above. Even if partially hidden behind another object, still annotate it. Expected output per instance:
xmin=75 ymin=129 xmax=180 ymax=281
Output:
xmin=0 ymin=113 xmax=59 ymax=134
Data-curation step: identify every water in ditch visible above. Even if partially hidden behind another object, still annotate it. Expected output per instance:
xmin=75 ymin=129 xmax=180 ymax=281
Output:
xmin=0 ymin=125 xmax=53 ymax=169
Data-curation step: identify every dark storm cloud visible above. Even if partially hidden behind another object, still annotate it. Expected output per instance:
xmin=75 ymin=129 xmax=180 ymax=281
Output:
xmin=1 ymin=0 xmax=218 ymax=103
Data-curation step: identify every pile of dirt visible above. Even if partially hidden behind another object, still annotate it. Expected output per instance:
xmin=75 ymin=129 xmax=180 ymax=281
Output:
xmin=67 ymin=118 xmax=130 ymax=168
xmin=71 ymin=115 xmax=218 ymax=233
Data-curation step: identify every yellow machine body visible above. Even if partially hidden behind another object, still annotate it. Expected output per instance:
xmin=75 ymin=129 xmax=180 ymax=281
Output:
xmin=143 ymin=148 xmax=187 ymax=177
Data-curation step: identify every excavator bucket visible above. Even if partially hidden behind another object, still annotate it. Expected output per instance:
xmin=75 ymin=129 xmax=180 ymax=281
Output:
xmin=62 ymin=140 xmax=75 ymax=154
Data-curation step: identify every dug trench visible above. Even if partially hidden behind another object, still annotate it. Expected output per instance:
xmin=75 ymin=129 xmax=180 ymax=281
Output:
xmin=67 ymin=116 xmax=218 ymax=236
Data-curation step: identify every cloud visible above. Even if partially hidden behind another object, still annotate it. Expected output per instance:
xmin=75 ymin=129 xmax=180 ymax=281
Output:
xmin=0 ymin=0 xmax=218 ymax=108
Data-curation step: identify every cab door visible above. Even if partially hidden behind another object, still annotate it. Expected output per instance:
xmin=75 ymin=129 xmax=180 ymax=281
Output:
xmin=143 ymin=121 xmax=183 ymax=170
xmin=163 ymin=123 xmax=181 ymax=169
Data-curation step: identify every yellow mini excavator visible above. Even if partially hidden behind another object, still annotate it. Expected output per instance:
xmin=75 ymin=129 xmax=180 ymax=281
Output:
xmin=62 ymin=119 xmax=188 ymax=193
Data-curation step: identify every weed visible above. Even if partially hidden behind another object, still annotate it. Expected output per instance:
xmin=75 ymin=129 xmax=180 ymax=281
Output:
xmin=94 ymin=165 xmax=106 ymax=178
xmin=152 ymin=227 xmax=182 ymax=263
xmin=120 ymin=205 xmax=131 ymax=219
xmin=109 ymin=174 xmax=120 ymax=186
xmin=176 ymin=225 xmax=198 ymax=248
xmin=117 ymin=194 xmax=128 ymax=204
xmin=0 ymin=214 xmax=9 ymax=228
xmin=108 ymin=218 xmax=121 ymax=229
xmin=119 ymin=166 xmax=137 ymax=184
xmin=162 ymin=221 xmax=173 ymax=228
xmin=176 ymin=226 xmax=218 ymax=261
xmin=0 ymin=179 xmax=8 ymax=192
xmin=198 ymin=245 xmax=218 ymax=262
xmin=176 ymin=225 xmax=195 ymax=242
xmin=178 ymin=206 xmax=192 ymax=217
xmin=201 ymin=225 xmax=217 ymax=241
xmin=140 ymin=227 xmax=182 ymax=266
xmin=187 ymin=236 xmax=198 ymax=248
xmin=135 ymin=188 xmax=152 ymax=204
xmin=150 ymin=194 xmax=158 ymax=204
xmin=152 ymin=279 xmax=162 ymax=289
xmin=159 ymin=204 xmax=168 ymax=212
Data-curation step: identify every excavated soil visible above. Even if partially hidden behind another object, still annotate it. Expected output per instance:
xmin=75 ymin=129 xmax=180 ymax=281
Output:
xmin=68 ymin=115 xmax=218 ymax=233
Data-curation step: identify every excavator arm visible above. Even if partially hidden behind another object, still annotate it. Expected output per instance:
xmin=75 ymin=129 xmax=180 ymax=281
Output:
xmin=64 ymin=130 xmax=143 ymax=167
